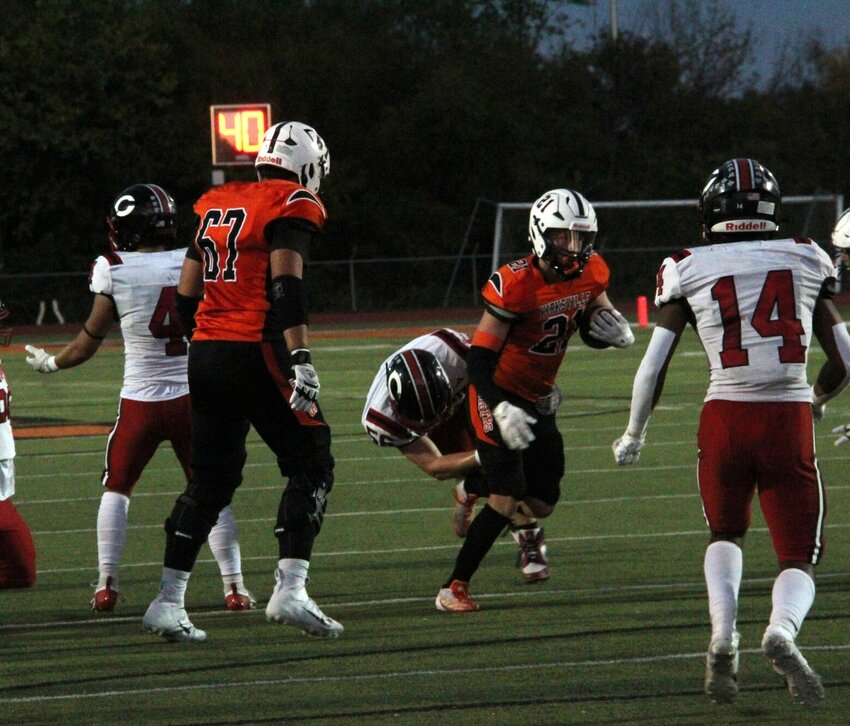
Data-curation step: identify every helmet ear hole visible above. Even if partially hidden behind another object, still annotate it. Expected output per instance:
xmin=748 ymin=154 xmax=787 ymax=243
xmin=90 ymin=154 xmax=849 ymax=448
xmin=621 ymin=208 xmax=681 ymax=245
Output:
xmin=386 ymin=349 xmax=452 ymax=427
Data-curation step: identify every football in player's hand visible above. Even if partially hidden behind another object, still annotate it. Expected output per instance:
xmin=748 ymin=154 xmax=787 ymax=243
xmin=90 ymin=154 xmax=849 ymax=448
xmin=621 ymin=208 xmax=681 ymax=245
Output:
xmin=578 ymin=308 xmax=612 ymax=349
xmin=584 ymin=307 xmax=635 ymax=349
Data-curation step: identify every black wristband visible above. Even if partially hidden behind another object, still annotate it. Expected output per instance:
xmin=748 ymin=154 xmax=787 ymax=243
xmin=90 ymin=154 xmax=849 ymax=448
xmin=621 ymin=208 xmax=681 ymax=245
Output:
xmin=291 ymin=348 xmax=312 ymax=365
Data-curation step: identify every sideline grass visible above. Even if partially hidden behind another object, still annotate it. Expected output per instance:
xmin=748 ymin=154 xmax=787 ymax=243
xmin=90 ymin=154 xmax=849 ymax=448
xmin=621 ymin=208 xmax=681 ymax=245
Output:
xmin=1 ymin=320 xmax=848 ymax=724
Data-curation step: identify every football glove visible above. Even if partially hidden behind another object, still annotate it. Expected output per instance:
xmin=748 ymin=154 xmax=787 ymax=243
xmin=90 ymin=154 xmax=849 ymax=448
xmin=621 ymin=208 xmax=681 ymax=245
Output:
xmin=289 ymin=349 xmax=320 ymax=411
xmin=493 ymin=401 xmax=536 ymax=450
xmin=612 ymin=431 xmax=645 ymax=465
xmin=589 ymin=308 xmax=635 ymax=348
xmin=832 ymin=423 xmax=850 ymax=447
xmin=25 ymin=344 xmax=60 ymax=373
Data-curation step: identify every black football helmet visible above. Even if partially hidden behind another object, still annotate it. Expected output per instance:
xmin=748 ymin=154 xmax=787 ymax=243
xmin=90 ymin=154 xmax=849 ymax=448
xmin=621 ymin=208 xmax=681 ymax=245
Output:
xmin=385 ymin=348 xmax=452 ymax=429
xmin=107 ymin=183 xmax=177 ymax=251
xmin=698 ymin=158 xmax=780 ymax=243
xmin=0 ymin=300 xmax=12 ymax=346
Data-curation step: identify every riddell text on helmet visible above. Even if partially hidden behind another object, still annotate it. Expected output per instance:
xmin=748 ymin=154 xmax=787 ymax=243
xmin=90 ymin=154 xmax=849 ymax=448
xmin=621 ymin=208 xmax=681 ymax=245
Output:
xmin=256 ymin=155 xmax=282 ymax=166
xmin=725 ymin=220 xmax=768 ymax=231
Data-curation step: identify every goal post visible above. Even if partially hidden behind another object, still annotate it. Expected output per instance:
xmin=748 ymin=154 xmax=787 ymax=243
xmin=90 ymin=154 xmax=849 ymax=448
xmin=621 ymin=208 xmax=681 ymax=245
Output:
xmin=492 ymin=195 xmax=845 ymax=275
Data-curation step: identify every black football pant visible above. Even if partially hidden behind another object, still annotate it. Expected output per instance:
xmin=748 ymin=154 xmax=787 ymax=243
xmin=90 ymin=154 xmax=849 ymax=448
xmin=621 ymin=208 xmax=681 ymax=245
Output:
xmin=163 ymin=339 xmax=334 ymax=572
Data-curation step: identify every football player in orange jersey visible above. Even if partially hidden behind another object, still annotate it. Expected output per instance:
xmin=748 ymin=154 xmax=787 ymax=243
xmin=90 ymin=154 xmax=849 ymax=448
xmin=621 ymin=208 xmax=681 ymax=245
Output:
xmin=436 ymin=189 xmax=634 ymax=613
xmin=144 ymin=122 xmax=342 ymax=641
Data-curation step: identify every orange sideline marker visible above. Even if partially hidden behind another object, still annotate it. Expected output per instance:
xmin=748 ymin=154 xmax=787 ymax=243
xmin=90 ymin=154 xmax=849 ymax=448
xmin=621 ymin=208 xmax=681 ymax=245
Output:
xmin=637 ymin=296 xmax=649 ymax=327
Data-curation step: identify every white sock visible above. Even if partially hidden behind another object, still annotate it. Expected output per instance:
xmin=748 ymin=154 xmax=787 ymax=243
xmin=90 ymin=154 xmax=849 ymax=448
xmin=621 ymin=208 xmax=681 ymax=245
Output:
xmin=767 ymin=568 xmax=816 ymax=640
xmin=222 ymin=572 xmax=245 ymax=596
xmin=704 ymin=540 xmax=743 ymax=641
xmin=159 ymin=567 xmax=191 ymax=607
xmin=208 ymin=505 xmax=242 ymax=578
xmin=96 ymin=491 xmax=130 ymax=588
xmin=278 ymin=558 xmax=309 ymax=592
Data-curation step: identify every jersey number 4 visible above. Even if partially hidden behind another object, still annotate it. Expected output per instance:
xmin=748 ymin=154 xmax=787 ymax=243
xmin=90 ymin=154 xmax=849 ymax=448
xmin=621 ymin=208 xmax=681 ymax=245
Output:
xmin=149 ymin=287 xmax=187 ymax=357
xmin=711 ymin=269 xmax=806 ymax=368
xmin=197 ymin=208 xmax=247 ymax=282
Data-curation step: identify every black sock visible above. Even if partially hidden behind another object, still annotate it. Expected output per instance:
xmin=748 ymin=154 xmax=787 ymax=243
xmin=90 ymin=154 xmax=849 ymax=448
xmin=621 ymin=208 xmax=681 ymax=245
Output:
xmin=445 ymin=505 xmax=512 ymax=586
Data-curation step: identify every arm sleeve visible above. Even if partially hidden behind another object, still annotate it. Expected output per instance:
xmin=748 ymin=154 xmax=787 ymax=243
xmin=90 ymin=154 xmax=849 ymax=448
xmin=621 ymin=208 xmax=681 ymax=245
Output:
xmin=467 ymin=344 xmax=505 ymax=409
xmin=268 ymin=218 xmax=318 ymax=258
xmin=175 ymin=292 xmax=200 ymax=340
xmin=625 ymin=326 xmax=678 ymax=436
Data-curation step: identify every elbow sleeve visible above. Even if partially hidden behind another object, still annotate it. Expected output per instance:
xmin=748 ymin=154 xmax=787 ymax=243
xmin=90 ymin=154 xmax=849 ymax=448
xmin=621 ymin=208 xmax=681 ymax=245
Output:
xmin=467 ymin=344 xmax=504 ymax=408
xmin=270 ymin=274 xmax=309 ymax=330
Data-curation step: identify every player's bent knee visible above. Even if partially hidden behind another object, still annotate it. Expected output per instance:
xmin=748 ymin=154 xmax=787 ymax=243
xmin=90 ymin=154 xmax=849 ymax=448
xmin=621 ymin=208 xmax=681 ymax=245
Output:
xmin=522 ymin=498 xmax=555 ymax=519
xmin=276 ymin=471 xmax=332 ymax=535
xmin=165 ymin=492 xmax=224 ymax=544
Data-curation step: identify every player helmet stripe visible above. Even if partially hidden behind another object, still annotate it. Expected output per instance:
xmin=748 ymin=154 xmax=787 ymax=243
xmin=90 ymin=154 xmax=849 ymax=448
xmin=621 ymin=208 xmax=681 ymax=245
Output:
xmin=385 ymin=348 xmax=452 ymax=428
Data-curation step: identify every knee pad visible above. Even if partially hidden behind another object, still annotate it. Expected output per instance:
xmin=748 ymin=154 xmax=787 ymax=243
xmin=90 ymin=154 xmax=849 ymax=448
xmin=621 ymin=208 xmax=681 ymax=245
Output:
xmin=276 ymin=471 xmax=333 ymax=535
xmin=164 ymin=492 xmax=222 ymax=545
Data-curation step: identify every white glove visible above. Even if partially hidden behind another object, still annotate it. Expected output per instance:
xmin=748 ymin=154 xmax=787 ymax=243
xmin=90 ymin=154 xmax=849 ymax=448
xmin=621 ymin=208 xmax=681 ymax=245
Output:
xmin=493 ymin=401 xmax=536 ymax=450
xmin=289 ymin=349 xmax=319 ymax=411
xmin=25 ymin=345 xmax=60 ymax=373
xmin=832 ymin=423 xmax=850 ymax=447
xmin=589 ymin=308 xmax=635 ymax=348
xmin=612 ymin=431 xmax=645 ymax=465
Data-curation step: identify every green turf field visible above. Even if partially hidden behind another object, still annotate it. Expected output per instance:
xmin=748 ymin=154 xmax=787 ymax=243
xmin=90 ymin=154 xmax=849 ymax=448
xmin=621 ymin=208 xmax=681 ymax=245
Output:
xmin=1 ymin=317 xmax=847 ymax=724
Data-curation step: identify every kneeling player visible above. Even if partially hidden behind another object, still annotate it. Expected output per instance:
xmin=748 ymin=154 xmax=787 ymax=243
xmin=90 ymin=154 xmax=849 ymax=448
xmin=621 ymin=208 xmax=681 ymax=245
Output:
xmin=362 ymin=328 xmax=551 ymax=583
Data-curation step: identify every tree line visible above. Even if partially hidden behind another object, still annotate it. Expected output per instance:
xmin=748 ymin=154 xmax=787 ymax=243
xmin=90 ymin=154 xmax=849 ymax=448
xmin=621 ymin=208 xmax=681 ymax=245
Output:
xmin=2 ymin=0 xmax=848 ymax=311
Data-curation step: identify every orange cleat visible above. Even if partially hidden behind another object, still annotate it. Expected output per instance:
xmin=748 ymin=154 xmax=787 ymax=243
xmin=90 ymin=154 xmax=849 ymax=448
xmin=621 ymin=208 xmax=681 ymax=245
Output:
xmin=435 ymin=580 xmax=480 ymax=612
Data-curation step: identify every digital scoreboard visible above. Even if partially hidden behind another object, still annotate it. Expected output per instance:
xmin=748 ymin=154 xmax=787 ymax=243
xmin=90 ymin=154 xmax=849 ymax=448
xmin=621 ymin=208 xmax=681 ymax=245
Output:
xmin=210 ymin=104 xmax=272 ymax=166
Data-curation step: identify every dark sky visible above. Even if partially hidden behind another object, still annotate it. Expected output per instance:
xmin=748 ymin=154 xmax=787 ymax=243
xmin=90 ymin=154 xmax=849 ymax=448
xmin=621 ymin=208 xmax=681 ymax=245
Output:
xmin=565 ymin=0 xmax=850 ymax=82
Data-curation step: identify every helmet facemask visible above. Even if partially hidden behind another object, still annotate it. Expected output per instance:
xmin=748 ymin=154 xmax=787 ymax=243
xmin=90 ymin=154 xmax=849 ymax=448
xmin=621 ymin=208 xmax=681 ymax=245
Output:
xmin=830 ymin=207 xmax=850 ymax=293
xmin=541 ymin=228 xmax=596 ymax=278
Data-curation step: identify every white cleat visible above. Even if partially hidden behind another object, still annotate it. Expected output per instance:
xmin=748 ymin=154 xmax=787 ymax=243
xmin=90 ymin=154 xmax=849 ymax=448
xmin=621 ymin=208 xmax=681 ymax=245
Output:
xmin=704 ymin=632 xmax=740 ymax=705
xmin=266 ymin=584 xmax=343 ymax=638
xmin=762 ymin=628 xmax=825 ymax=709
xmin=142 ymin=599 xmax=207 ymax=643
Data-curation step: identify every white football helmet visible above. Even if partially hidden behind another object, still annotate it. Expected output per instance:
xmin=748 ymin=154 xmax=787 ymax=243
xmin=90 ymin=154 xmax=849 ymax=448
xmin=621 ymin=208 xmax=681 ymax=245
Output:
xmin=255 ymin=121 xmax=330 ymax=193
xmin=831 ymin=208 xmax=850 ymax=249
xmin=528 ymin=189 xmax=597 ymax=278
